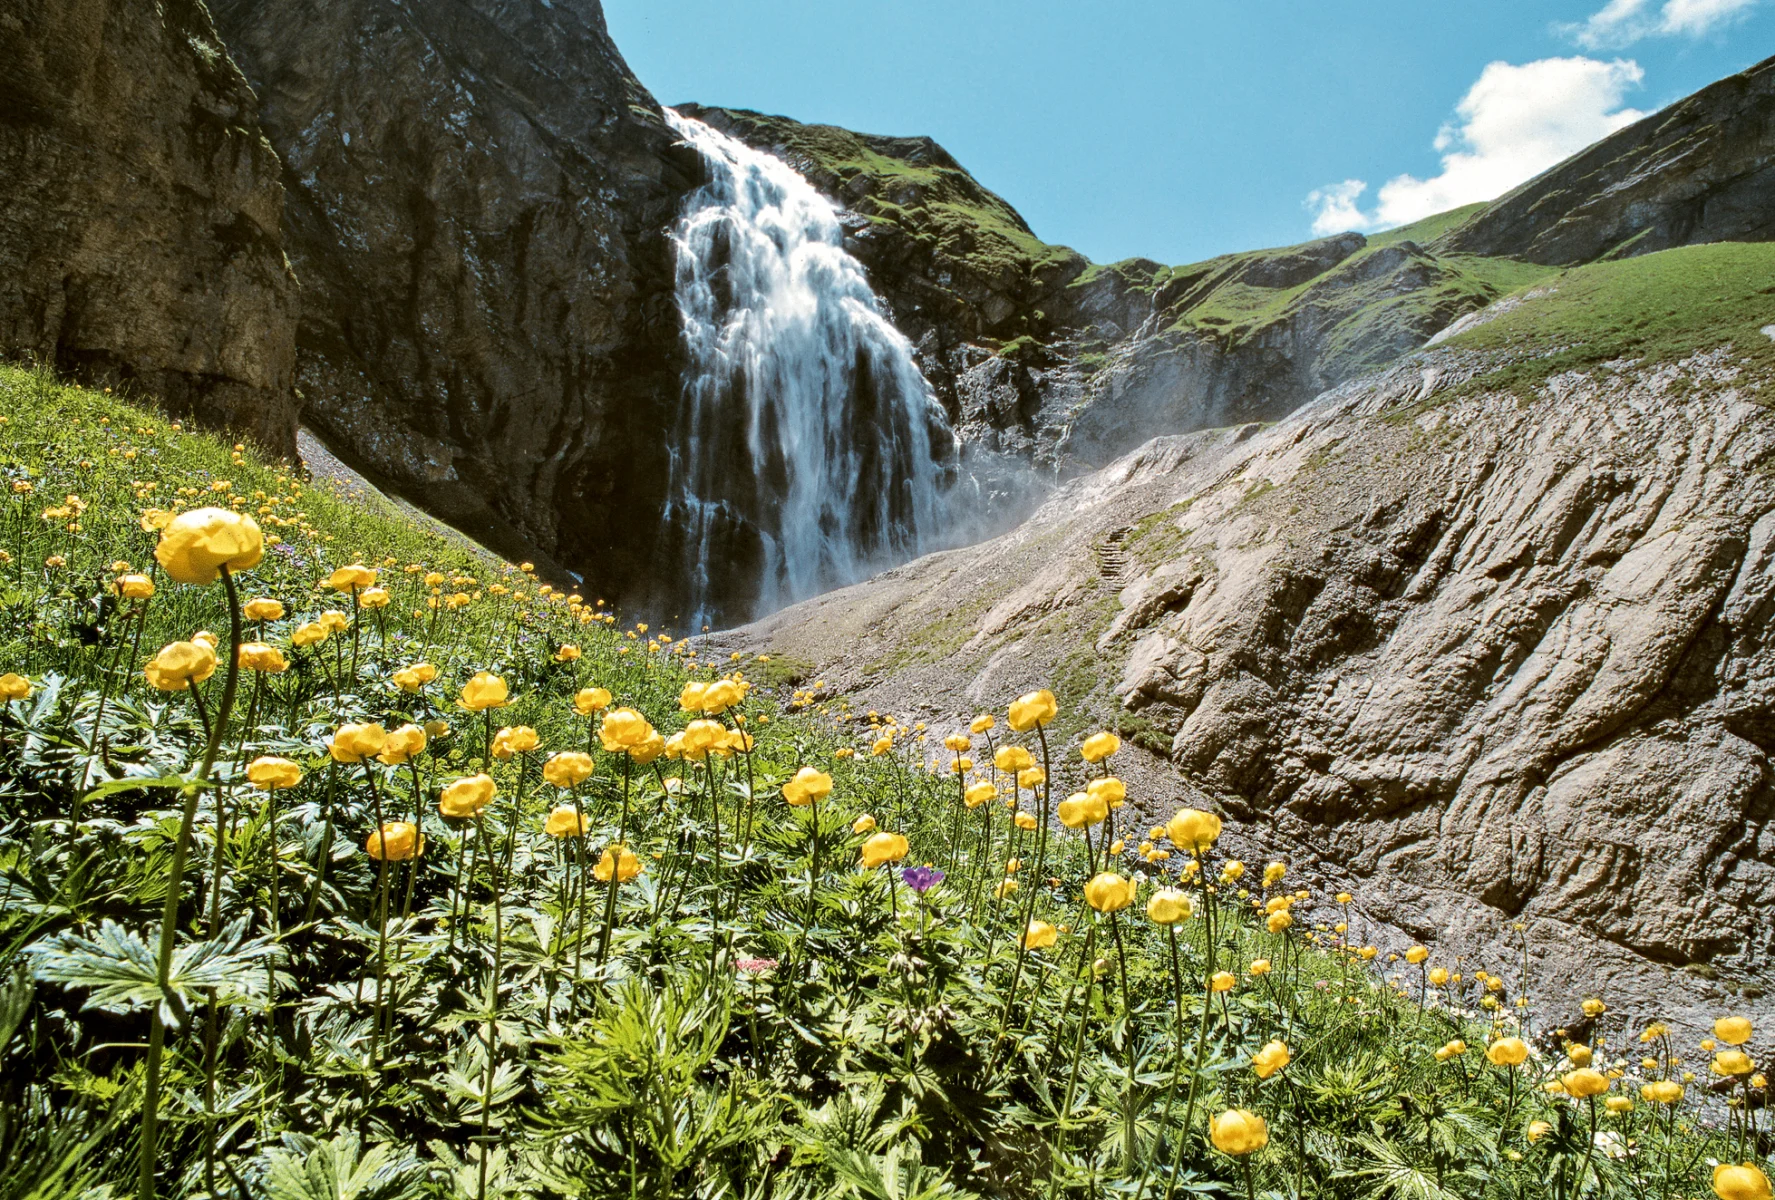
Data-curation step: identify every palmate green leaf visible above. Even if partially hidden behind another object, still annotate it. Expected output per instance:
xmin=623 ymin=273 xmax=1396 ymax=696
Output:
xmin=26 ymin=915 xmax=276 ymax=1027
xmin=261 ymin=1132 xmax=425 ymax=1200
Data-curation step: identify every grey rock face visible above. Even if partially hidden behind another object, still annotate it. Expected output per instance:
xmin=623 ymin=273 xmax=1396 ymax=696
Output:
xmin=1443 ymin=54 xmax=1775 ymax=264
xmin=0 ymin=0 xmax=299 ymax=452
xmin=731 ymin=329 xmax=1775 ymax=1025
xmin=210 ymin=0 xmax=700 ymax=591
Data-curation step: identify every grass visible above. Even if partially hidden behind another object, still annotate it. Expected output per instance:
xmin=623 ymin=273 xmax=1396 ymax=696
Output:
xmin=0 ymin=362 xmax=1761 ymax=1200
xmin=682 ymin=108 xmax=1082 ymax=300
xmin=1439 ymin=241 xmax=1775 ymax=396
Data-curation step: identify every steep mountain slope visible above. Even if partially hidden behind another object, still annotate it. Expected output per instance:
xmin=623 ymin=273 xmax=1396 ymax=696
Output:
xmin=730 ymin=242 xmax=1775 ymax=1021
xmin=0 ymin=0 xmax=299 ymax=452
xmin=1444 ymin=55 xmax=1775 ymax=263
xmin=690 ymin=53 xmax=1774 ymax=476
xmin=210 ymin=0 xmax=699 ymax=580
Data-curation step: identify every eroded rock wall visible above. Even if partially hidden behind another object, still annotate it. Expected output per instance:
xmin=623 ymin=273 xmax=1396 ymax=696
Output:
xmin=211 ymin=0 xmax=699 ymax=588
xmin=0 ymin=0 xmax=299 ymax=452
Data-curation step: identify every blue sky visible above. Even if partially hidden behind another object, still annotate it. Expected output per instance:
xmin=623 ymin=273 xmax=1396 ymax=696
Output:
xmin=603 ymin=0 xmax=1770 ymax=265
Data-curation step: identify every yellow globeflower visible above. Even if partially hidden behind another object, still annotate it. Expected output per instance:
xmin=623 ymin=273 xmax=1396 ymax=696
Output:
xmin=993 ymin=745 xmax=1033 ymax=773
xmin=1714 ymin=1050 xmax=1756 ymax=1078
xmin=573 ymin=686 xmax=613 ymax=715
xmin=1208 ymin=1110 xmax=1267 ymax=1156
xmin=1019 ymin=920 xmax=1058 ymax=950
xmin=678 ymin=681 xmax=709 ymax=712
xmin=1605 ymin=1096 xmax=1633 ymax=1114
xmin=378 ymin=723 xmax=428 ymax=765
xmin=1486 ymin=1038 xmax=1529 ymax=1067
xmin=1429 ymin=967 xmax=1451 ymax=986
xmin=0 ymin=673 xmax=32 ymax=701
xmin=1715 ymin=1164 xmax=1774 ymax=1200
xmin=1436 ymin=1040 xmax=1468 ymax=1062
xmin=359 ymin=587 xmax=391 ymax=609
xmin=783 ymin=766 xmax=834 ymax=807
xmin=555 ymin=644 xmax=582 ymax=663
xmin=542 ymin=751 xmax=595 ymax=788
xmin=1641 ymin=1080 xmax=1684 ymax=1104
xmin=1146 ymin=888 xmax=1193 ymax=924
xmin=318 ymin=610 xmax=350 ymax=633
xmin=1404 ymin=945 xmax=1428 ymax=965
xmin=144 ymin=641 xmax=217 ymax=691
xmin=969 ymin=714 xmax=995 ymax=734
xmin=964 ymin=782 xmax=997 ymax=808
xmin=491 ymin=725 xmax=539 ymax=760
xmin=1057 ymin=792 xmax=1107 ymax=829
xmin=330 ymin=723 xmax=387 ymax=764
xmin=1084 ymin=872 xmax=1135 ymax=913
xmin=439 ymin=774 xmax=496 ymax=819
xmin=1266 ymin=911 xmax=1293 ymax=934
xmin=1249 ymin=959 xmax=1272 ymax=977
xmin=1013 ymin=810 xmax=1037 ymax=831
xmin=1582 ymin=997 xmax=1607 ymax=1017
xmin=701 ymin=679 xmax=743 ymax=714
xmin=631 ymin=730 xmax=668 ymax=765
xmin=328 ymin=564 xmax=377 ymax=592
xmin=1564 ymin=1068 xmax=1610 ymax=1098
xmin=1252 ymin=1040 xmax=1290 ymax=1080
xmin=593 ymin=844 xmax=643 ymax=883
xmin=237 ymin=643 xmax=289 ymax=673
xmin=1717 ymin=1016 xmax=1754 ymax=1046
xmin=1167 ymin=807 xmax=1222 ymax=852
xmin=1527 ymin=1121 xmax=1553 ymax=1143
xmin=290 ymin=622 xmax=328 ymax=648
xmin=1210 ymin=971 xmax=1237 ymax=993
xmin=154 ymin=507 xmax=262 ymax=584
xmin=117 ymin=573 xmax=155 ymax=600
xmin=544 ymin=806 xmax=588 ymax=838
xmin=1007 ymin=689 xmax=1057 ymax=732
xmin=392 ymin=662 xmax=438 ymax=692
xmin=599 ymin=708 xmax=654 ymax=752
xmin=246 ymin=756 xmax=302 ymax=790
xmin=860 ymin=832 xmax=909 ymax=868
xmin=459 ymin=671 xmax=509 ymax=711
xmin=365 ymin=821 xmax=421 ymax=861
xmin=1080 ymin=731 xmax=1120 ymax=763
xmin=242 ymin=597 xmax=284 ymax=622
xmin=852 ymin=814 xmax=877 ymax=834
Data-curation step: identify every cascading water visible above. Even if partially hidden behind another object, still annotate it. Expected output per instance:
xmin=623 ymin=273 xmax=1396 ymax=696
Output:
xmin=661 ymin=108 xmax=955 ymax=626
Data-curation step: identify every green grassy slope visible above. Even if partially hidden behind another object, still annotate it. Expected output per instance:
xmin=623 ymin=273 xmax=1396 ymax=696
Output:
xmin=1442 ymin=240 xmax=1775 ymax=385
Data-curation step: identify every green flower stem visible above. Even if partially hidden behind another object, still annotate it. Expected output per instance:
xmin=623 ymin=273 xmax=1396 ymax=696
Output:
xmin=475 ymin=816 xmax=504 ymax=1200
xmin=138 ymin=565 xmax=243 ymax=1200
xmin=596 ymin=752 xmax=632 ymax=965
xmin=363 ymin=761 xmax=389 ymax=1066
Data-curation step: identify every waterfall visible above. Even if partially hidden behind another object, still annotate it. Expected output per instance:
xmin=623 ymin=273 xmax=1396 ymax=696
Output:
xmin=661 ymin=108 xmax=955 ymax=626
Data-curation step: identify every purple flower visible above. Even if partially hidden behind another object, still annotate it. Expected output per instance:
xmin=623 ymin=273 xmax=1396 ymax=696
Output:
xmin=901 ymin=866 xmax=945 ymax=894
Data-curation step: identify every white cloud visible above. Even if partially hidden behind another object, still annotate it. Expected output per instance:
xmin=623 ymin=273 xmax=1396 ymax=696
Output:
xmin=1304 ymin=57 xmax=1646 ymax=236
xmin=1306 ymin=180 xmax=1370 ymax=237
xmin=1567 ymin=0 xmax=1759 ymax=48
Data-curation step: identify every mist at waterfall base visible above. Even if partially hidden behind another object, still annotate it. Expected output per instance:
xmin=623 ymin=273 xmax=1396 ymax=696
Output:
xmin=659 ymin=110 xmax=1041 ymax=630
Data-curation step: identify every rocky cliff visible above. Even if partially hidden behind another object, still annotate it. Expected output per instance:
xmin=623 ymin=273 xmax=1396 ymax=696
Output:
xmin=0 ymin=0 xmax=299 ymax=452
xmin=209 ymin=0 xmax=699 ymax=581
xmin=728 ymin=242 xmax=1775 ymax=1024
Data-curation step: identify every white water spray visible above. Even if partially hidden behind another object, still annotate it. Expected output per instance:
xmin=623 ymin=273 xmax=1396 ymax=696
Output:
xmin=662 ymin=109 xmax=955 ymax=624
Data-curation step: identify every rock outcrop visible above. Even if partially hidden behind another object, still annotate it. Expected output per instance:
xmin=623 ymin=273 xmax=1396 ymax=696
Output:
xmin=1443 ymin=54 xmax=1775 ymax=264
xmin=0 ymin=0 xmax=299 ymax=452
xmin=729 ymin=244 xmax=1775 ymax=1024
xmin=210 ymin=0 xmax=699 ymax=582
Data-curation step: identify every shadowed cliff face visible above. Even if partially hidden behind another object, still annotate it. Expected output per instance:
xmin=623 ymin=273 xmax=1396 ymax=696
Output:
xmin=211 ymin=0 xmax=701 ymax=596
xmin=0 ymin=0 xmax=299 ymax=453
